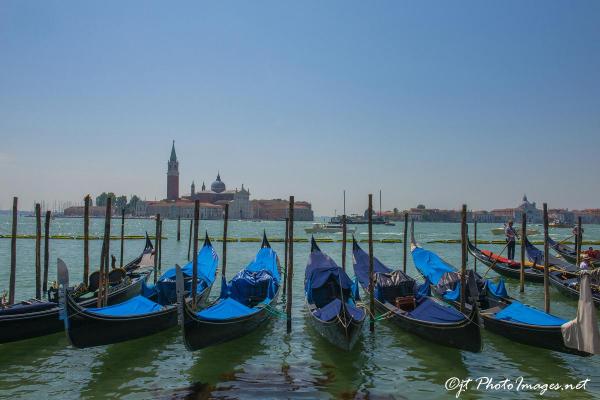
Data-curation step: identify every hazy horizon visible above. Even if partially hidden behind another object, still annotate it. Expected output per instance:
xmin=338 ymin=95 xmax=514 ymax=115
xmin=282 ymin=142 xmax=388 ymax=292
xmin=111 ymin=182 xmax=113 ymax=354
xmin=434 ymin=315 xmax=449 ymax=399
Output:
xmin=1 ymin=1 xmax=599 ymax=215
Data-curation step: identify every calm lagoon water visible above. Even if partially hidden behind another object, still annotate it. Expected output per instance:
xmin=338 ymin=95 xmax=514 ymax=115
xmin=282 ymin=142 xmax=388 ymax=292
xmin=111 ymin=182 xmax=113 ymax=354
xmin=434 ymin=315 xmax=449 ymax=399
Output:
xmin=0 ymin=216 xmax=599 ymax=399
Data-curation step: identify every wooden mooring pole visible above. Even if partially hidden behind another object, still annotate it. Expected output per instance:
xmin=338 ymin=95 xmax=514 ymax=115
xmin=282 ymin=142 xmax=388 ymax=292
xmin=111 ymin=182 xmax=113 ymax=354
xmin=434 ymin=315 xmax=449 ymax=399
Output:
xmin=368 ymin=194 xmax=375 ymax=332
xmin=460 ymin=205 xmax=467 ymax=313
xmin=9 ymin=197 xmax=18 ymax=304
xmin=403 ymin=212 xmax=408 ymax=273
xmin=120 ymin=208 xmax=125 ymax=268
xmin=576 ymin=217 xmax=582 ymax=267
xmin=43 ymin=210 xmax=51 ymax=294
xmin=154 ymin=214 xmax=160 ymax=284
xmin=543 ymin=203 xmax=550 ymax=313
xmin=342 ymin=214 xmax=347 ymax=272
xmin=192 ymin=201 xmax=200 ymax=307
xmin=35 ymin=203 xmax=42 ymax=299
xmin=177 ymin=214 xmax=181 ymax=242
xmin=283 ymin=217 xmax=289 ymax=295
xmin=473 ymin=219 xmax=477 ymax=273
xmin=520 ymin=213 xmax=526 ymax=293
xmin=102 ymin=197 xmax=112 ymax=306
xmin=187 ymin=218 xmax=193 ymax=261
xmin=83 ymin=195 xmax=90 ymax=286
xmin=222 ymin=204 xmax=229 ymax=278
xmin=286 ymin=196 xmax=294 ymax=333
xmin=158 ymin=219 xmax=163 ymax=274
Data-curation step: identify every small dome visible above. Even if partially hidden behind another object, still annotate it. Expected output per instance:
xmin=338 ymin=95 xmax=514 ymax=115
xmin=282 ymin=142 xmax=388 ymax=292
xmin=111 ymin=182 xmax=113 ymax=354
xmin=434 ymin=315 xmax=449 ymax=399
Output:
xmin=211 ymin=173 xmax=226 ymax=193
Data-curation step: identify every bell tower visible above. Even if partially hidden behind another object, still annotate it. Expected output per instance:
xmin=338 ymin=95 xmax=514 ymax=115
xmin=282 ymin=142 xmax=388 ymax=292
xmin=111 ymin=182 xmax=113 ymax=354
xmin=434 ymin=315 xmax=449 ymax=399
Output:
xmin=167 ymin=140 xmax=179 ymax=200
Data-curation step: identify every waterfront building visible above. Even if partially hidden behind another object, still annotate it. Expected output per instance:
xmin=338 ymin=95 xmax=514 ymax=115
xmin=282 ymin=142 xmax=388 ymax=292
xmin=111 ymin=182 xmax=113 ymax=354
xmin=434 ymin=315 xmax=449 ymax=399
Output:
xmin=167 ymin=140 xmax=179 ymax=201
xmin=251 ymin=199 xmax=314 ymax=221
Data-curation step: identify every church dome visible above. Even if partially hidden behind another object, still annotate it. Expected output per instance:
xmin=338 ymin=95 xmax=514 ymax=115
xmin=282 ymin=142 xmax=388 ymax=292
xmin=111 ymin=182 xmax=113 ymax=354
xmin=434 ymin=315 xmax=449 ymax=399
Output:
xmin=211 ymin=173 xmax=226 ymax=193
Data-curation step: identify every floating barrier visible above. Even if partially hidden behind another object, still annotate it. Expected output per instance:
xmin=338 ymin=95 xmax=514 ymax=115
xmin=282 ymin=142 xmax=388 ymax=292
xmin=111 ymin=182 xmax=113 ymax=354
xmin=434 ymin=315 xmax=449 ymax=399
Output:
xmin=0 ymin=234 xmax=163 ymax=240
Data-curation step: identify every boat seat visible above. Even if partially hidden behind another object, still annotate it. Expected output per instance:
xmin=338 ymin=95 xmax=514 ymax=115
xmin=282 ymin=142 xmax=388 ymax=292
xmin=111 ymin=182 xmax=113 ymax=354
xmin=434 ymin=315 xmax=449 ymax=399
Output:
xmin=108 ymin=268 xmax=126 ymax=285
xmin=394 ymin=296 xmax=416 ymax=311
xmin=88 ymin=271 xmax=100 ymax=292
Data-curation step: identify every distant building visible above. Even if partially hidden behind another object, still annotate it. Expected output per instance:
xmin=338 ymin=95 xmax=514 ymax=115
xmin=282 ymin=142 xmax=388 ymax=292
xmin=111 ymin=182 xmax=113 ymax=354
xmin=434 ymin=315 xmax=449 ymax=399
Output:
xmin=490 ymin=195 xmax=542 ymax=223
xmin=135 ymin=199 xmax=222 ymax=219
xmin=167 ymin=141 xmax=179 ymax=201
xmin=251 ymin=199 xmax=314 ymax=221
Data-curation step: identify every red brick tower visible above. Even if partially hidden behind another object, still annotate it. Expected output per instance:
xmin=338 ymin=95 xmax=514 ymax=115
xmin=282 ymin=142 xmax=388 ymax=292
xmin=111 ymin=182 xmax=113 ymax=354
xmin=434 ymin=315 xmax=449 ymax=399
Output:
xmin=167 ymin=140 xmax=179 ymax=200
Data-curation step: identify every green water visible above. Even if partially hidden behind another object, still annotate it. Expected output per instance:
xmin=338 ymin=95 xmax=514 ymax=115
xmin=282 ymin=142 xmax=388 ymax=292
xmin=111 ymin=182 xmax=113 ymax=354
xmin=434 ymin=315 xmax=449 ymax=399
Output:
xmin=0 ymin=216 xmax=598 ymax=399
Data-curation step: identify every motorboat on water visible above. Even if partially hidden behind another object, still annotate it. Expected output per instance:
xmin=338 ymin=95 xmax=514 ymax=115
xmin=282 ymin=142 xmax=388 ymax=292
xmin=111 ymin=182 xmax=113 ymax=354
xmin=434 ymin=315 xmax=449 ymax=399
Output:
xmin=491 ymin=226 xmax=539 ymax=236
xmin=304 ymin=223 xmax=357 ymax=234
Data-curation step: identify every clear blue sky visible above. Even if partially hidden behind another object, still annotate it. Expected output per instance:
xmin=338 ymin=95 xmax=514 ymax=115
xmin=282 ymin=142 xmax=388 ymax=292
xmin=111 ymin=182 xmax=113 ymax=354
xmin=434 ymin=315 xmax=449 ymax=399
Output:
xmin=1 ymin=1 xmax=599 ymax=215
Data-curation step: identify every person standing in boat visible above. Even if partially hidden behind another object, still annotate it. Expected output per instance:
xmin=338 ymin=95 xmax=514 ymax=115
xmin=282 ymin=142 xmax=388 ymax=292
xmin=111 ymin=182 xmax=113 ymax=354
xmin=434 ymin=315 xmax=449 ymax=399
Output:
xmin=573 ymin=225 xmax=584 ymax=252
xmin=504 ymin=220 xmax=519 ymax=260
xmin=580 ymin=253 xmax=591 ymax=270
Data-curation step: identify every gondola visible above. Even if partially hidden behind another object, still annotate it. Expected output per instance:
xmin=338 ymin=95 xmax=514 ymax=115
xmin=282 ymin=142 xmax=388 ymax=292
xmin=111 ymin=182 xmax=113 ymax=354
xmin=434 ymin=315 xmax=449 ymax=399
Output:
xmin=547 ymin=237 xmax=600 ymax=267
xmin=0 ymin=236 xmax=154 ymax=344
xmin=177 ymin=233 xmax=281 ymax=350
xmin=524 ymin=237 xmax=600 ymax=308
xmin=305 ymin=237 xmax=365 ymax=351
xmin=479 ymin=296 xmax=591 ymax=356
xmin=58 ymin=234 xmax=218 ymax=348
xmin=411 ymin=223 xmax=592 ymax=355
xmin=353 ymin=238 xmax=481 ymax=352
xmin=467 ymin=238 xmax=545 ymax=282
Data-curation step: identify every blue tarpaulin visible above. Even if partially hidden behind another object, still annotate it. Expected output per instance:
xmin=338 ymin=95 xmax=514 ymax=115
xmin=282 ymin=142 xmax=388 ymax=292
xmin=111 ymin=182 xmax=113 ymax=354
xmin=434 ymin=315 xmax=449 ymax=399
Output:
xmin=229 ymin=270 xmax=276 ymax=305
xmin=352 ymin=242 xmax=392 ymax=288
xmin=313 ymin=298 xmax=365 ymax=321
xmin=158 ymin=243 xmax=219 ymax=284
xmin=487 ymin=279 xmax=508 ymax=298
xmin=494 ymin=301 xmax=568 ymax=326
xmin=245 ymin=247 xmax=281 ymax=284
xmin=87 ymin=295 xmax=164 ymax=317
xmin=417 ymin=279 xmax=432 ymax=298
xmin=305 ymin=250 xmax=353 ymax=292
xmin=408 ymin=298 xmax=466 ymax=323
xmin=196 ymin=297 xmax=257 ymax=320
xmin=412 ymin=247 xmax=456 ymax=285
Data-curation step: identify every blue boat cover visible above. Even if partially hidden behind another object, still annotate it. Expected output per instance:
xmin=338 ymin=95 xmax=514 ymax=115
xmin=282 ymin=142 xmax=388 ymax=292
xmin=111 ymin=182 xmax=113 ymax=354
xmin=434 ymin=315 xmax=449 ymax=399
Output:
xmin=412 ymin=246 xmax=456 ymax=285
xmin=417 ymin=279 xmax=432 ymax=298
xmin=525 ymin=238 xmax=574 ymax=271
xmin=494 ymin=301 xmax=568 ymax=326
xmin=313 ymin=298 xmax=365 ymax=321
xmin=245 ymin=247 xmax=281 ymax=284
xmin=159 ymin=243 xmax=219 ymax=284
xmin=442 ymin=282 xmax=461 ymax=301
xmin=351 ymin=276 xmax=361 ymax=301
xmin=352 ymin=243 xmax=392 ymax=288
xmin=487 ymin=279 xmax=508 ymax=298
xmin=408 ymin=298 xmax=466 ymax=323
xmin=87 ymin=295 xmax=163 ymax=317
xmin=195 ymin=244 xmax=280 ymax=321
xmin=228 ymin=269 xmax=277 ymax=305
xmin=305 ymin=249 xmax=354 ymax=293
xmin=196 ymin=297 xmax=257 ymax=320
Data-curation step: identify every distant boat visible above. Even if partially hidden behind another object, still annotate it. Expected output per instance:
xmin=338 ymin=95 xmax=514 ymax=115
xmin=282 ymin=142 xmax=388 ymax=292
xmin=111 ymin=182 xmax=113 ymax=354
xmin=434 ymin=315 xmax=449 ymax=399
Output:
xmin=304 ymin=223 xmax=356 ymax=234
xmin=549 ymin=219 xmax=571 ymax=228
xmin=329 ymin=215 xmax=394 ymax=225
xmin=491 ymin=226 xmax=539 ymax=236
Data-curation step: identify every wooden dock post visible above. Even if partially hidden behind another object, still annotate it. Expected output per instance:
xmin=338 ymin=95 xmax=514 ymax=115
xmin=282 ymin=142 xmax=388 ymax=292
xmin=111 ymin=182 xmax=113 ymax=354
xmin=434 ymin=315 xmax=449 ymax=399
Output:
xmin=154 ymin=214 xmax=160 ymax=284
xmin=158 ymin=219 xmax=163 ymax=274
xmin=520 ymin=213 xmax=526 ymax=293
xmin=120 ymin=208 xmax=125 ymax=268
xmin=83 ymin=195 xmax=90 ymax=286
xmin=9 ymin=197 xmax=18 ymax=304
xmin=192 ymin=201 xmax=200 ymax=307
xmin=543 ymin=203 xmax=550 ymax=313
xmin=286 ymin=196 xmax=294 ymax=333
xmin=368 ymin=194 xmax=375 ymax=332
xmin=177 ymin=213 xmax=181 ymax=242
xmin=576 ymin=216 xmax=582 ymax=267
xmin=187 ymin=218 xmax=193 ymax=261
xmin=460 ymin=204 xmax=467 ymax=313
xmin=283 ymin=217 xmax=289 ymax=294
xmin=35 ymin=203 xmax=42 ymax=299
xmin=102 ymin=197 xmax=112 ymax=306
xmin=342 ymin=214 xmax=347 ymax=272
xmin=473 ymin=219 xmax=477 ymax=273
xmin=403 ymin=212 xmax=408 ymax=273
xmin=43 ymin=210 xmax=51 ymax=293
xmin=222 ymin=204 xmax=229 ymax=278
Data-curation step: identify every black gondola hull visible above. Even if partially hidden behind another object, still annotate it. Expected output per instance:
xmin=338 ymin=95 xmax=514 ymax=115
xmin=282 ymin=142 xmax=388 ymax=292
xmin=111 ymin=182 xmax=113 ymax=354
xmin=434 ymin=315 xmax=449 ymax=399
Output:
xmin=181 ymin=300 xmax=273 ymax=351
xmin=65 ymin=286 xmax=210 ymax=348
xmin=549 ymin=273 xmax=600 ymax=308
xmin=306 ymin=304 xmax=364 ymax=351
xmin=0 ymin=272 xmax=149 ymax=344
xmin=376 ymin=299 xmax=482 ymax=352
xmin=481 ymin=314 xmax=590 ymax=356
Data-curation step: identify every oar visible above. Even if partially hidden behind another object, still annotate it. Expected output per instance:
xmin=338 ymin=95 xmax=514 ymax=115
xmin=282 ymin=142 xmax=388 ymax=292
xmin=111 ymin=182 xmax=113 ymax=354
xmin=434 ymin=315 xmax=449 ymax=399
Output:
xmin=558 ymin=234 xmax=574 ymax=246
xmin=481 ymin=241 xmax=511 ymax=280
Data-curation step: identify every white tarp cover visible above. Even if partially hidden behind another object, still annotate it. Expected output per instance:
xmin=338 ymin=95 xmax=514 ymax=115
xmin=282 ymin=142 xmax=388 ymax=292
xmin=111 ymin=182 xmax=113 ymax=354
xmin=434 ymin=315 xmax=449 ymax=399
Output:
xmin=561 ymin=271 xmax=600 ymax=355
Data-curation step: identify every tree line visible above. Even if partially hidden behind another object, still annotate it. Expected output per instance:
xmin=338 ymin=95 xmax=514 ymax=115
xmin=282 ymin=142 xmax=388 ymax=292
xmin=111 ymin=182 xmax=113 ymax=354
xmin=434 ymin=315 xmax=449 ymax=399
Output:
xmin=95 ymin=193 xmax=141 ymax=214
